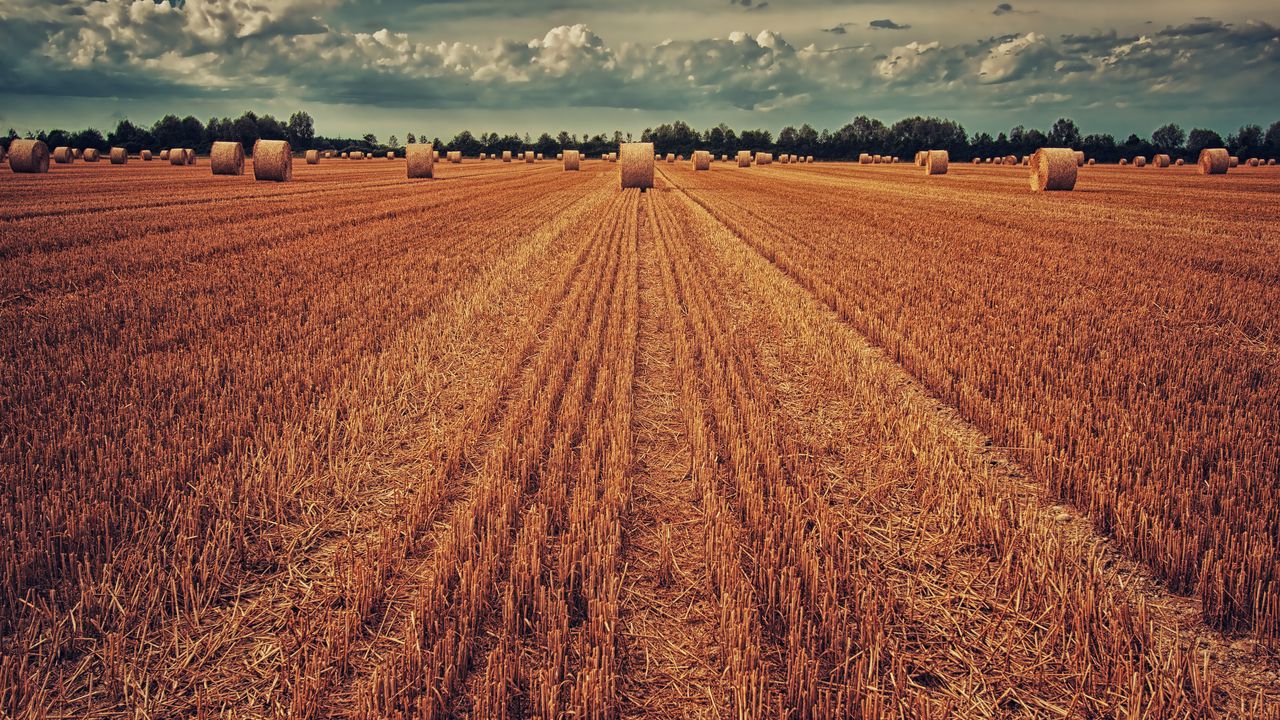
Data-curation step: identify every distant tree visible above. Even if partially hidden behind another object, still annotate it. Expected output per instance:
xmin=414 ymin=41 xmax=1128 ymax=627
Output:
xmin=1081 ymin=133 xmax=1118 ymax=162
xmin=1227 ymin=124 xmax=1263 ymax=158
xmin=43 ymin=129 xmax=71 ymax=151
xmin=534 ymin=132 xmax=558 ymax=155
xmin=405 ymin=132 xmax=416 ymax=145
xmin=1186 ymin=128 xmax=1225 ymax=155
xmin=450 ymin=130 xmax=482 ymax=156
xmin=556 ymin=130 xmax=574 ymax=149
xmin=70 ymin=128 xmax=106 ymax=150
xmin=388 ymin=135 xmax=398 ymax=149
xmin=286 ymin=111 xmax=315 ymax=149
xmin=362 ymin=133 xmax=378 ymax=148
xmin=107 ymin=119 xmax=153 ymax=153
xmin=1048 ymin=118 xmax=1081 ymax=147
xmin=1150 ymin=123 xmax=1185 ymax=151
xmin=1265 ymin=121 xmax=1280 ymax=156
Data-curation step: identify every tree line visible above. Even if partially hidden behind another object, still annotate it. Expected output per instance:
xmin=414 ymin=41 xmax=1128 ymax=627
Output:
xmin=5 ymin=111 xmax=1280 ymax=163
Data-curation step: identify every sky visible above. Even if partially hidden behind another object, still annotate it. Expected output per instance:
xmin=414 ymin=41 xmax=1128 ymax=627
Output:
xmin=1 ymin=0 xmax=1278 ymax=141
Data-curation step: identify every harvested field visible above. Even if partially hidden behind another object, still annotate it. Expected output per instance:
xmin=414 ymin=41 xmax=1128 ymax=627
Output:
xmin=1 ymin=158 xmax=1278 ymax=720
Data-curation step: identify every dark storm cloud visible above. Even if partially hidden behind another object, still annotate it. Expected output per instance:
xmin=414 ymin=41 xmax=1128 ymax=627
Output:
xmin=993 ymin=3 xmax=1014 ymax=16
xmin=869 ymin=19 xmax=910 ymax=30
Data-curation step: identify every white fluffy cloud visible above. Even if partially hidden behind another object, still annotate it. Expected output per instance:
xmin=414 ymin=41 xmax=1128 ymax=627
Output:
xmin=1 ymin=0 xmax=1277 ymax=127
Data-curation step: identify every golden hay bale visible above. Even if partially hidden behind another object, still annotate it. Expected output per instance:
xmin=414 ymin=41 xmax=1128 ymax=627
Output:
xmin=721 ymin=154 xmax=728 ymax=162
xmin=535 ymin=152 xmax=543 ymax=161
xmin=1228 ymin=156 xmax=1239 ymax=168
xmin=210 ymin=142 xmax=245 ymax=175
xmin=448 ymin=151 xmax=462 ymax=164
xmin=756 ymin=152 xmax=773 ymax=165
xmin=306 ymin=149 xmax=321 ymax=165
xmin=859 ymin=153 xmax=872 ymax=164
xmin=563 ymin=150 xmax=581 ymax=171
xmin=502 ymin=150 xmax=512 ymax=162
xmin=608 ymin=152 xmax=618 ymax=162
xmin=341 ymin=152 xmax=349 ymax=158
xmin=737 ymin=150 xmax=752 ymax=167
xmin=925 ymin=150 xmax=948 ymax=175
xmin=524 ymin=151 xmax=535 ymax=163
xmin=141 ymin=150 xmax=153 ymax=161
xmin=556 ymin=152 xmax=563 ymax=161
xmin=1153 ymin=154 xmax=1170 ymax=168
xmin=806 ymin=156 xmax=814 ymax=163
xmin=1198 ymin=148 xmax=1229 ymax=175
xmin=621 ymin=142 xmax=655 ymax=189
xmin=1003 ymin=155 xmax=1017 ymax=165
xmin=1119 ymin=158 xmax=1128 ymax=165
xmin=693 ymin=150 xmax=711 ymax=171
xmin=8 ymin=139 xmax=49 ymax=173
xmin=351 ymin=150 xmax=365 ymax=159
xmin=433 ymin=150 xmax=440 ymax=161
xmin=406 ymin=143 xmax=435 ymax=178
xmin=1133 ymin=156 xmax=1146 ymax=167
xmin=1269 ymin=159 xmax=1276 ymax=166
xmin=73 ymin=148 xmax=83 ymax=158
xmin=159 ymin=149 xmax=170 ymax=160
xmin=1029 ymin=148 xmax=1077 ymax=192
xmin=1073 ymin=150 xmax=1085 ymax=167
xmin=169 ymin=148 xmax=187 ymax=166
xmin=83 ymin=148 xmax=101 ymax=162
xmin=252 ymin=139 xmax=292 ymax=182
xmin=1247 ymin=158 xmax=1260 ymax=167
xmin=110 ymin=147 xmax=128 ymax=164
xmin=972 ymin=158 xmax=981 ymax=164
xmin=1175 ymin=158 xmax=1184 ymax=166
xmin=383 ymin=151 xmax=392 ymax=160
xmin=915 ymin=151 xmax=926 ymax=166
xmin=185 ymin=149 xmax=196 ymax=165
xmin=53 ymin=146 xmax=75 ymax=164
xmin=873 ymin=154 xmax=883 ymax=163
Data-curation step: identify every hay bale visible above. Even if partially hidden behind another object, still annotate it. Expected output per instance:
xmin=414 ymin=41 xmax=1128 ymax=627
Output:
xmin=1029 ymin=148 xmax=1078 ymax=191
xmin=737 ymin=151 xmax=752 ymax=167
xmin=1003 ymin=155 xmax=1017 ymax=165
xmin=159 ymin=149 xmax=170 ymax=161
xmin=525 ymin=151 xmax=535 ymax=163
xmin=83 ymin=148 xmax=101 ymax=162
xmin=1228 ymin=156 xmax=1239 ymax=168
xmin=502 ymin=150 xmax=512 ymax=162
xmin=1247 ymin=158 xmax=1260 ymax=167
xmin=721 ymin=154 xmax=728 ymax=162
xmin=563 ymin=150 xmax=580 ymax=171
xmin=1133 ymin=156 xmax=1146 ymax=167
xmin=1198 ymin=148 xmax=1229 ymax=175
xmin=433 ymin=150 xmax=440 ymax=161
xmin=406 ymin=143 xmax=435 ymax=178
xmin=1073 ymin=150 xmax=1085 ymax=167
xmin=535 ymin=152 xmax=543 ymax=161
xmin=306 ymin=149 xmax=321 ymax=165
xmin=448 ymin=151 xmax=461 ymax=164
xmin=693 ymin=150 xmax=711 ymax=171
xmin=352 ymin=151 xmax=365 ymax=159
xmin=620 ymin=142 xmax=655 ymax=189
xmin=169 ymin=148 xmax=187 ymax=166
xmin=1153 ymin=154 xmax=1170 ymax=168
xmin=252 ymin=139 xmax=292 ymax=182
xmin=755 ymin=152 xmax=773 ymax=165
xmin=915 ymin=151 xmax=927 ymax=167
xmin=53 ymin=146 xmax=75 ymax=164
xmin=141 ymin=150 xmax=153 ymax=161
xmin=1175 ymin=159 xmax=1184 ymax=166
xmin=74 ymin=148 xmax=82 ymax=158
xmin=925 ymin=150 xmax=948 ymax=176
xmin=1119 ymin=158 xmax=1128 ymax=165
xmin=110 ymin=147 xmax=128 ymax=164
xmin=1269 ymin=159 xmax=1276 ymax=166
xmin=8 ymin=139 xmax=49 ymax=174
xmin=807 ymin=156 xmax=814 ymax=163
xmin=185 ymin=149 xmax=196 ymax=165
xmin=556 ymin=152 xmax=563 ymax=161
xmin=858 ymin=153 xmax=872 ymax=164
xmin=341 ymin=152 xmax=349 ymax=158
xmin=608 ymin=152 xmax=618 ymax=162
xmin=210 ymin=142 xmax=245 ymax=175
xmin=972 ymin=158 xmax=981 ymax=164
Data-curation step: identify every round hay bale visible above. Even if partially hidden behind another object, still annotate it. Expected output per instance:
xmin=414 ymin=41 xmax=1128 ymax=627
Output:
xmin=972 ymin=158 xmax=980 ymax=164
xmin=252 ymin=139 xmax=292 ymax=182
xmin=74 ymin=148 xmax=83 ymax=158
xmin=160 ymin=149 xmax=170 ymax=161
xmin=1119 ymin=158 xmax=1128 ymax=165
xmin=406 ymin=143 xmax=434 ymax=178
xmin=1133 ymin=156 xmax=1146 ymax=167
xmin=1228 ymin=156 xmax=1239 ymax=168
xmin=185 ymin=149 xmax=196 ymax=165
xmin=1074 ymin=150 xmax=1085 ymax=167
xmin=915 ymin=151 xmax=927 ymax=167
xmin=1268 ymin=159 xmax=1276 ymax=166
xmin=502 ymin=150 xmax=512 ymax=162
xmin=83 ymin=148 xmax=101 ymax=162
xmin=141 ymin=150 xmax=153 ymax=161
xmin=433 ymin=150 xmax=440 ymax=161
xmin=925 ymin=150 xmax=948 ymax=176
xmin=1153 ymin=154 xmax=1170 ymax=168
xmin=169 ymin=148 xmax=187 ymax=166
xmin=556 ymin=152 xmax=563 ymax=161
xmin=352 ymin=151 xmax=365 ymax=159
xmin=1198 ymin=148 xmax=1229 ymax=175
xmin=720 ymin=154 xmax=728 ymax=162
xmin=1029 ymin=148 xmax=1078 ymax=192
xmin=306 ymin=149 xmax=321 ymax=165
xmin=563 ymin=149 xmax=581 ymax=171
xmin=807 ymin=156 xmax=814 ymax=163
xmin=109 ymin=147 xmax=128 ymax=164
xmin=53 ymin=146 xmax=75 ymax=164
xmin=1247 ymin=158 xmax=1260 ymax=167
xmin=608 ymin=152 xmax=617 ymax=162
xmin=383 ymin=151 xmax=392 ymax=160
xmin=736 ymin=151 xmax=752 ymax=167
xmin=1003 ymin=155 xmax=1017 ymax=165
xmin=210 ymin=142 xmax=245 ymax=175
xmin=524 ymin=151 xmax=535 ymax=163
xmin=693 ymin=150 xmax=711 ymax=171
xmin=341 ymin=152 xmax=349 ymax=159
xmin=755 ymin=152 xmax=773 ymax=165
xmin=621 ymin=142 xmax=655 ymax=189
xmin=1175 ymin=158 xmax=1184 ymax=166
xmin=448 ymin=151 xmax=462 ymax=164
xmin=858 ymin=153 xmax=871 ymax=164
xmin=8 ymin=139 xmax=49 ymax=174
xmin=535 ymin=152 xmax=543 ymax=161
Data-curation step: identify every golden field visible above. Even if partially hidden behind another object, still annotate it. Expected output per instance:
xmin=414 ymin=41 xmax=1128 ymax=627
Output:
xmin=1 ymin=157 xmax=1278 ymax=718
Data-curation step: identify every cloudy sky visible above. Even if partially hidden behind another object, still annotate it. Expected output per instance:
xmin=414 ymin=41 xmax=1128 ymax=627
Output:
xmin=1 ymin=0 xmax=1277 ymax=140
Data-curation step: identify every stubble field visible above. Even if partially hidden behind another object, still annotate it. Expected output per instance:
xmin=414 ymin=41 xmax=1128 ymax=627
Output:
xmin=1 ymin=157 xmax=1278 ymax=719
